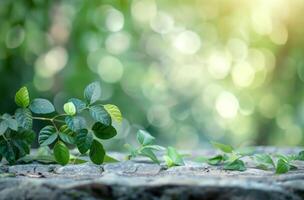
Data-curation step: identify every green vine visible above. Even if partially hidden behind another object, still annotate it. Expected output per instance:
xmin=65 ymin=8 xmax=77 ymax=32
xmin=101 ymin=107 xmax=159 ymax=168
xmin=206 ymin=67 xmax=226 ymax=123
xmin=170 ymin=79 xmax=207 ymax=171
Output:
xmin=0 ymin=82 xmax=303 ymax=175
xmin=0 ymin=82 xmax=121 ymax=165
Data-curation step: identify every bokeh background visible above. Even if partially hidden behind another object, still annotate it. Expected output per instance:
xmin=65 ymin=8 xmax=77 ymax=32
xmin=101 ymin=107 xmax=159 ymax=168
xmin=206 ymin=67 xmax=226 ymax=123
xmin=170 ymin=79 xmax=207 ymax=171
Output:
xmin=1 ymin=0 xmax=304 ymax=150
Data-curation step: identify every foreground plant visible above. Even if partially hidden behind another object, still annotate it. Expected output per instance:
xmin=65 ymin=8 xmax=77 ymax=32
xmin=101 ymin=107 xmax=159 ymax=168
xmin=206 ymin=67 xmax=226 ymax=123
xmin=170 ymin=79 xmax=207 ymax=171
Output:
xmin=0 ymin=82 xmax=122 ymax=165
xmin=196 ymin=141 xmax=250 ymax=171
xmin=125 ymin=130 xmax=184 ymax=167
xmin=253 ymin=151 xmax=304 ymax=174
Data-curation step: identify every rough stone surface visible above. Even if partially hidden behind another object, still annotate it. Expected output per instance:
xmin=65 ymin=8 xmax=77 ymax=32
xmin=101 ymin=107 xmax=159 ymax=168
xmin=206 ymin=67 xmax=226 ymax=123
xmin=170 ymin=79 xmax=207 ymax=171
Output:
xmin=0 ymin=147 xmax=304 ymax=200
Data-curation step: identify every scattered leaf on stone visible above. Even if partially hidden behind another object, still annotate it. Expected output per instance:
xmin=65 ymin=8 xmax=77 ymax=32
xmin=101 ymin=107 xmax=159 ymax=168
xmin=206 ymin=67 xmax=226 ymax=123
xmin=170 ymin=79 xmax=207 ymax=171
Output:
xmin=224 ymin=159 xmax=246 ymax=171
xmin=276 ymin=158 xmax=290 ymax=174
xmin=211 ymin=141 xmax=234 ymax=153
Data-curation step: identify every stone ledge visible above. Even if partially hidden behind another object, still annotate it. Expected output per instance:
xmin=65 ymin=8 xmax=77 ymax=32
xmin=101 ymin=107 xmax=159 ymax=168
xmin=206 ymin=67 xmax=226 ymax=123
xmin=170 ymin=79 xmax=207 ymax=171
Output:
xmin=0 ymin=147 xmax=303 ymax=200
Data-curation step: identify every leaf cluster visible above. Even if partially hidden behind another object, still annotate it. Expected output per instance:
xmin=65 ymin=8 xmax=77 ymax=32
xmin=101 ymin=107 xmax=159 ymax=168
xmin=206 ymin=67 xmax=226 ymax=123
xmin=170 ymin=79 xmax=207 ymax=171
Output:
xmin=0 ymin=82 xmax=122 ymax=165
xmin=125 ymin=130 xmax=184 ymax=167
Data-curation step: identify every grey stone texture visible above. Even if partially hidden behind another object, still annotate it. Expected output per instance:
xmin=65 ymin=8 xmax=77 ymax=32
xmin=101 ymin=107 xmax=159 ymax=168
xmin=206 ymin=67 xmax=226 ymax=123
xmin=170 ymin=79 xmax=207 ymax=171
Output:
xmin=0 ymin=147 xmax=304 ymax=200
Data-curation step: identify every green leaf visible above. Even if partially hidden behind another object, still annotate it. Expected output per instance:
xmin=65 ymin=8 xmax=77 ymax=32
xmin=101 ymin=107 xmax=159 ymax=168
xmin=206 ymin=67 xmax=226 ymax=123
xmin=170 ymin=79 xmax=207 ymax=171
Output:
xmin=59 ymin=132 xmax=75 ymax=144
xmin=296 ymin=151 xmax=304 ymax=161
xmin=166 ymin=146 xmax=184 ymax=166
xmin=38 ymin=126 xmax=58 ymax=146
xmin=140 ymin=148 xmax=159 ymax=164
xmin=12 ymin=140 xmax=30 ymax=157
xmin=224 ymin=159 xmax=246 ymax=171
xmin=141 ymin=145 xmax=165 ymax=151
xmin=29 ymin=98 xmax=55 ymax=114
xmin=7 ymin=118 xmax=18 ymax=131
xmin=104 ymin=154 xmax=119 ymax=163
xmin=89 ymin=140 xmax=105 ymax=164
xmin=254 ymin=154 xmax=275 ymax=167
xmin=15 ymin=87 xmax=30 ymax=108
xmin=89 ymin=105 xmax=112 ymax=126
xmin=276 ymin=158 xmax=290 ymax=174
xmin=84 ymin=82 xmax=101 ymax=104
xmin=15 ymin=129 xmax=36 ymax=144
xmin=63 ymin=102 xmax=76 ymax=116
xmin=69 ymin=157 xmax=87 ymax=164
xmin=104 ymin=104 xmax=123 ymax=123
xmin=211 ymin=141 xmax=234 ymax=153
xmin=53 ymin=141 xmax=70 ymax=165
xmin=68 ymin=98 xmax=86 ymax=113
xmin=65 ymin=116 xmax=87 ymax=131
xmin=207 ymin=155 xmax=225 ymax=165
xmin=0 ymin=140 xmax=16 ymax=164
xmin=164 ymin=155 xmax=174 ymax=167
xmin=92 ymin=122 xmax=117 ymax=140
xmin=0 ymin=121 xmax=8 ymax=135
xmin=137 ymin=130 xmax=155 ymax=146
xmin=75 ymin=129 xmax=93 ymax=154
xmin=15 ymin=108 xmax=32 ymax=130
xmin=124 ymin=144 xmax=138 ymax=158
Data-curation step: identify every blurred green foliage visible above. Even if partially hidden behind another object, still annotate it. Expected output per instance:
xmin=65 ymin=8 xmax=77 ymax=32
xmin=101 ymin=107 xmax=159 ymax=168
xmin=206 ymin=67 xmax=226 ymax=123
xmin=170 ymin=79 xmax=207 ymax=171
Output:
xmin=1 ymin=0 xmax=304 ymax=149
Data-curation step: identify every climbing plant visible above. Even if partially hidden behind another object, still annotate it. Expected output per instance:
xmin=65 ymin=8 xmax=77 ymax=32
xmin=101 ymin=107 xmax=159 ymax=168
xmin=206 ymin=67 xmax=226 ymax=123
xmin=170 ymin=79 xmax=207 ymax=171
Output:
xmin=0 ymin=82 xmax=303 ymax=175
xmin=0 ymin=82 xmax=122 ymax=165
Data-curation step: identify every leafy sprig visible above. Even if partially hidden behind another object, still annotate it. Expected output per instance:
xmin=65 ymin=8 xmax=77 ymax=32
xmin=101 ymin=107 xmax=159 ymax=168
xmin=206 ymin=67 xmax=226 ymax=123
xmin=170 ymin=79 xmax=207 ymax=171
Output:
xmin=125 ymin=130 xmax=185 ymax=167
xmin=0 ymin=82 xmax=122 ymax=165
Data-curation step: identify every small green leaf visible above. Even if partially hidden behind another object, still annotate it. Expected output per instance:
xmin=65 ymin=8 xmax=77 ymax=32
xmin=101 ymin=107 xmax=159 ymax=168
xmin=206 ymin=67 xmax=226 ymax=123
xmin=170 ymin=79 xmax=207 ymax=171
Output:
xmin=84 ymin=82 xmax=101 ymax=104
xmin=7 ymin=119 xmax=18 ymax=131
xmin=69 ymin=157 xmax=87 ymax=164
xmin=211 ymin=141 xmax=234 ymax=153
xmin=15 ymin=87 xmax=30 ymax=108
xmin=63 ymin=102 xmax=76 ymax=116
xmin=207 ymin=155 xmax=225 ymax=165
xmin=254 ymin=154 xmax=275 ymax=167
xmin=276 ymin=158 xmax=290 ymax=174
xmin=224 ymin=159 xmax=246 ymax=171
xmin=15 ymin=108 xmax=32 ymax=130
xmin=75 ymin=129 xmax=93 ymax=154
xmin=141 ymin=145 xmax=165 ymax=151
xmin=29 ymin=98 xmax=55 ymax=114
xmin=296 ymin=151 xmax=304 ymax=161
xmin=164 ymin=155 xmax=174 ymax=167
xmin=65 ymin=116 xmax=87 ymax=131
xmin=89 ymin=140 xmax=105 ymax=164
xmin=14 ymin=129 xmax=36 ymax=144
xmin=104 ymin=104 xmax=123 ymax=123
xmin=38 ymin=126 xmax=58 ymax=146
xmin=68 ymin=98 xmax=86 ymax=113
xmin=59 ymin=132 xmax=75 ymax=144
xmin=166 ymin=146 xmax=184 ymax=166
xmin=89 ymin=105 xmax=112 ymax=126
xmin=137 ymin=130 xmax=155 ymax=146
xmin=53 ymin=141 xmax=70 ymax=165
xmin=104 ymin=154 xmax=119 ymax=163
xmin=140 ymin=148 xmax=159 ymax=164
xmin=124 ymin=144 xmax=138 ymax=158
xmin=0 ymin=121 xmax=8 ymax=135
xmin=92 ymin=122 xmax=117 ymax=140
